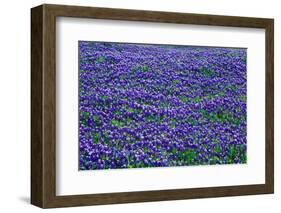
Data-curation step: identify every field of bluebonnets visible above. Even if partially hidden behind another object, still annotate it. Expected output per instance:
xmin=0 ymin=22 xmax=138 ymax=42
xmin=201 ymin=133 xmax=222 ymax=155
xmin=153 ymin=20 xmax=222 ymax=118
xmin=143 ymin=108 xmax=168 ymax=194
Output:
xmin=79 ymin=41 xmax=247 ymax=170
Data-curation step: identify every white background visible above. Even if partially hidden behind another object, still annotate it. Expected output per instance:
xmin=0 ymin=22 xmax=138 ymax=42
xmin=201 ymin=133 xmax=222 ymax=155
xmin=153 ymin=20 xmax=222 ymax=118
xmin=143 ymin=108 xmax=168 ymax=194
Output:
xmin=57 ymin=18 xmax=265 ymax=195
xmin=0 ymin=0 xmax=279 ymax=212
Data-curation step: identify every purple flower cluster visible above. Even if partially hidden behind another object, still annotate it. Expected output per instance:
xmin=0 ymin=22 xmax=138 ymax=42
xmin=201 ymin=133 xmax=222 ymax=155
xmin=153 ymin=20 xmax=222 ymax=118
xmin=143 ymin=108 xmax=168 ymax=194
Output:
xmin=79 ymin=41 xmax=247 ymax=170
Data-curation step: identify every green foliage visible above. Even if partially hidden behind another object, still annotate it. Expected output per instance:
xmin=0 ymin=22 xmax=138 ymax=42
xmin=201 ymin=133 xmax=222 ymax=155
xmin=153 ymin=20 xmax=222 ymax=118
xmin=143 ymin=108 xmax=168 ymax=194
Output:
xmin=211 ymin=156 xmax=220 ymax=165
xmin=145 ymin=115 xmax=158 ymax=122
xmin=170 ymin=118 xmax=177 ymax=129
xmin=132 ymin=65 xmax=138 ymax=74
xmin=124 ymin=117 xmax=132 ymax=125
xmin=81 ymin=111 xmax=89 ymax=126
xmin=133 ymin=64 xmax=149 ymax=73
xmin=167 ymin=87 xmax=173 ymax=95
xmin=92 ymin=115 xmax=101 ymax=127
xmin=226 ymin=113 xmax=233 ymax=124
xmin=179 ymin=95 xmax=189 ymax=103
xmin=193 ymin=96 xmax=201 ymax=103
xmin=240 ymin=95 xmax=247 ymax=102
xmin=201 ymin=109 xmax=207 ymax=119
xmin=104 ymin=132 xmax=110 ymax=144
xmin=209 ymin=112 xmax=217 ymax=122
xmin=207 ymin=94 xmax=214 ymax=100
xmin=239 ymin=144 xmax=247 ymax=163
xmin=91 ymin=163 xmax=96 ymax=170
xmin=135 ymin=108 xmax=142 ymax=114
xmin=127 ymin=108 xmax=135 ymax=113
xmin=200 ymin=109 xmax=242 ymax=126
xmin=96 ymin=56 xmax=105 ymax=63
xmin=172 ymin=79 xmax=180 ymax=86
xmin=113 ymin=110 xmax=121 ymax=115
xmin=137 ymin=161 xmax=145 ymax=168
xmin=144 ymin=146 xmax=149 ymax=153
xmin=183 ymin=150 xmax=197 ymax=164
xmin=82 ymin=111 xmax=89 ymax=120
xmin=215 ymin=143 xmax=220 ymax=153
xmin=227 ymin=145 xmax=237 ymax=163
xmin=234 ymin=117 xmax=240 ymax=127
xmin=171 ymin=147 xmax=177 ymax=155
xmin=111 ymin=119 xmax=123 ymax=128
xmin=199 ymin=66 xmax=215 ymax=78
xmin=142 ymin=65 xmax=149 ymax=72
xmin=92 ymin=132 xmax=101 ymax=144
xmin=100 ymin=95 xmax=108 ymax=100
xmin=100 ymin=154 xmax=105 ymax=161
xmin=186 ymin=116 xmax=197 ymax=126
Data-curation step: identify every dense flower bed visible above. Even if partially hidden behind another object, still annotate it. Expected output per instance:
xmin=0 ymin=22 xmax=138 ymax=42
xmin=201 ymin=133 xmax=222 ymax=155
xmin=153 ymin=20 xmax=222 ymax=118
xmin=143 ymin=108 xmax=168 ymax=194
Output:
xmin=79 ymin=41 xmax=247 ymax=170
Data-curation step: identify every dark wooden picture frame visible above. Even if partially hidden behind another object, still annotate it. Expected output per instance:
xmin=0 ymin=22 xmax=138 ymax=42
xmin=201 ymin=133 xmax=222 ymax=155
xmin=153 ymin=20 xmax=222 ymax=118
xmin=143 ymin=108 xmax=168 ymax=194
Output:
xmin=31 ymin=4 xmax=274 ymax=208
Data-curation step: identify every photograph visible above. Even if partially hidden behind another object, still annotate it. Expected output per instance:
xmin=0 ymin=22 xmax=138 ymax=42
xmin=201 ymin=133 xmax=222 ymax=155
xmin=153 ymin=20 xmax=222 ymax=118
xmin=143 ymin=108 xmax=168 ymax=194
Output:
xmin=78 ymin=41 xmax=247 ymax=170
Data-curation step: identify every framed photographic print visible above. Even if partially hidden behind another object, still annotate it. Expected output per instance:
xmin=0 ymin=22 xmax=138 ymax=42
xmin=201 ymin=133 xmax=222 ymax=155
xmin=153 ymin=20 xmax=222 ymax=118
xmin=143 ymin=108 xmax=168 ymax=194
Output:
xmin=31 ymin=4 xmax=274 ymax=208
